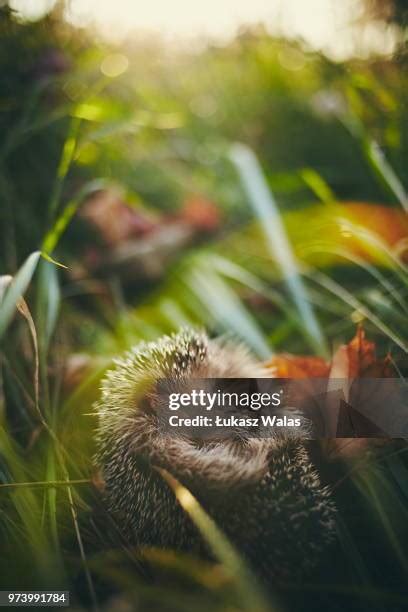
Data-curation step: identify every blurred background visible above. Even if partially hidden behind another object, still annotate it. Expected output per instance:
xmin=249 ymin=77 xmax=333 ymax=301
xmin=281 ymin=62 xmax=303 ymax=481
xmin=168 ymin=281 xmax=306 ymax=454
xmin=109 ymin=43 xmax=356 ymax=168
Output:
xmin=1 ymin=0 xmax=408 ymax=359
xmin=1 ymin=1 xmax=408 ymax=610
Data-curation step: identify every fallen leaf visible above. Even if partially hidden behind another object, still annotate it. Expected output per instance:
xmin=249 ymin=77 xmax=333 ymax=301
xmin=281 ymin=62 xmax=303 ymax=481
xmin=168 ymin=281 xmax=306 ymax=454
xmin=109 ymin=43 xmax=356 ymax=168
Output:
xmin=265 ymin=354 xmax=329 ymax=378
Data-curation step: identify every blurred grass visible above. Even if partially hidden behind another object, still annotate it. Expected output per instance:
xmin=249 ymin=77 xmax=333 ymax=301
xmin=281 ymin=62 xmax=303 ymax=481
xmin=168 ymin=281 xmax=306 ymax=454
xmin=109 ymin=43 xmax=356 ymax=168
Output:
xmin=158 ymin=468 xmax=276 ymax=612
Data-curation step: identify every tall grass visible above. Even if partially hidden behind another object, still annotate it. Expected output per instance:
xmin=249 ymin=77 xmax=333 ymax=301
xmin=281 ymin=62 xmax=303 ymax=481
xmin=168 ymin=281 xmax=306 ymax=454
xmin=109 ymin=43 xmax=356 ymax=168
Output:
xmin=230 ymin=143 xmax=328 ymax=357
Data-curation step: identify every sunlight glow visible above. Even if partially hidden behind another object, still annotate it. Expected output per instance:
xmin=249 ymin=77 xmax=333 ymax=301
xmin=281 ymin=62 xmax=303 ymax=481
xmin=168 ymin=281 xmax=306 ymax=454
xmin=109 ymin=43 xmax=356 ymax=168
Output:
xmin=9 ymin=0 xmax=400 ymax=60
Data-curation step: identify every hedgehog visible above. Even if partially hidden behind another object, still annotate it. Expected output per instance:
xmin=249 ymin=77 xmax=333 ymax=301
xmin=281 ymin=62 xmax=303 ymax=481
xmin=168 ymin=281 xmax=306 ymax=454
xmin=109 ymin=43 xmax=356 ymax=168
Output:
xmin=95 ymin=328 xmax=336 ymax=578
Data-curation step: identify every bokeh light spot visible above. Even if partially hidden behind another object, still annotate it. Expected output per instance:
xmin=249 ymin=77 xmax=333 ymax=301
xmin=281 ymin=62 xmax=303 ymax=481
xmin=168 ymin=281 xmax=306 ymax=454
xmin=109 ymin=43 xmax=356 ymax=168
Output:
xmin=100 ymin=53 xmax=129 ymax=78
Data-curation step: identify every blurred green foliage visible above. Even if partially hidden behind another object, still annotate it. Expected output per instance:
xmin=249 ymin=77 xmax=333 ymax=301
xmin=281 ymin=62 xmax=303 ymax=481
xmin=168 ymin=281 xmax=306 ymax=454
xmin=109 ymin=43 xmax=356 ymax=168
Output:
xmin=1 ymin=3 xmax=408 ymax=266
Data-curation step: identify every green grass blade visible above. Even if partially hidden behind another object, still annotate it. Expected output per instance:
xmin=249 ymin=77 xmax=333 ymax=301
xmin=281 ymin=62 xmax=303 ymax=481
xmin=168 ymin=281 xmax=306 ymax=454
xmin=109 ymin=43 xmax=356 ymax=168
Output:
xmin=187 ymin=264 xmax=272 ymax=358
xmin=230 ymin=143 xmax=328 ymax=357
xmin=0 ymin=425 xmax=58 ymax=576
xmin=158 ymin=468 xmax=276 ymax=612
xmin=364 ymin=140 xmax=408 ymax=213
xmin=300 ymin=167 xmax=336 ymax=204
xmin=0 ymin=251 xmax=41 ymax=340
xmin=335 ymin=513 xmax=372 ymax=585
xmin=305 ymin=266 xmax=408 ymax=352
xmin=353 ymin=467 xmax=408 ymax=573
xmin=36 ymin=260 xmax=61 ymax=354
xmin=42 ymin=179 xmax=107 ymax=255
xmin=301 ymin=243 xmax=408 ymax=316
xmin=48 ymin=117 xmax=81 ymax=220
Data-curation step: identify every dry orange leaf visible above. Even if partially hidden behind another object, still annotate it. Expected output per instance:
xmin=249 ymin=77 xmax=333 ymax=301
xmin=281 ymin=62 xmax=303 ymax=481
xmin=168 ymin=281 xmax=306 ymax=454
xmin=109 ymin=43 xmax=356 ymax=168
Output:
xmin=265 ymin=326 xmax=394 ymax=380
xmin=265 ymin=327 xmax=396 ymax=456
xmin=265 ymin=354 xmax=329 ymax=378
xmin=344 ymin=202 xmax=408 ymax=247
xmin=340 ymin=325 xmax=394 ymax=378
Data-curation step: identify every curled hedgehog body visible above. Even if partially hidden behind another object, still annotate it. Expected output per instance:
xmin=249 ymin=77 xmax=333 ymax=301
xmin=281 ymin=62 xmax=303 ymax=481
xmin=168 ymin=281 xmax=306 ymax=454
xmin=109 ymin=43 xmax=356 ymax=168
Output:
xmin=95 ymin=328 xmax=336 ymax=578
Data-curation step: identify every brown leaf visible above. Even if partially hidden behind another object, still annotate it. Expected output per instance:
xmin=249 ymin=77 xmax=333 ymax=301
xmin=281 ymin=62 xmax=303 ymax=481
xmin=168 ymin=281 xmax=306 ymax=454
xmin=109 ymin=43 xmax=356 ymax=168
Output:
xmin=265 ymin=354 xmax=330 ymax=378
xmin=333 ymin=325 xmax=395 ymax=379
xmin=328 ymin=326 xmax=397 ymax=456
xmin=80 ymin=188 xmax=158 ymax=246
xmin=344 ymin=202 xmax=408 ymax=248
xmin=265 ymin=327 xmax=398 ymax=458
xmin=180 ymin=196 xmax=221 ymax=232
